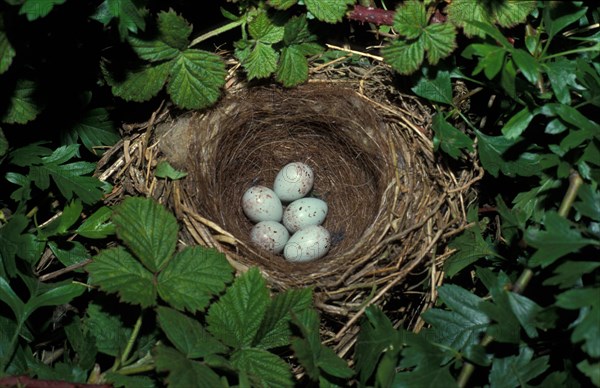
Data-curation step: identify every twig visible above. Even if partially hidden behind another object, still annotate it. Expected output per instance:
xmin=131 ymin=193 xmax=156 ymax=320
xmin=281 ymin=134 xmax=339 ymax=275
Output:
xmin=325 ymin=43 xmax=384 ymax=62
xmin=38 ymin=259 xmax=93 ymax=282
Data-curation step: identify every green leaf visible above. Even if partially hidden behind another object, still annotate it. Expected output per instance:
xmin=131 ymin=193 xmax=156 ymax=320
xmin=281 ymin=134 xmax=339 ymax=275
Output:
xmin=19 ymin=0 xmax=65 ymax=21
xmin=393 ymin=364 xmax=455 ymax=388
xmin=231 ymin=348 xmax=294 ymax=387
xmin=502 ymin=107 xmax=536 ymax=139
xmin=393 ymin=0 xmax=426 ymax=39
xmin=64 ymin=318 xmax=98 ymax=370
xmin=355 ymin=306 xmax=398 ymax=385
xmin=445 ymin=225 xmax=499 ymax=277
xmin=0 ymin=31 xmax=16 ymax=74
xmin=62 ymin=108 xmax=119 ymax=154
xmin=112 ymin=197 xmax=178 ymax=273
xmin=157 ymin=246 xmax=233 ymax=312
xmin=207 ymin=267 xmax=270 ymax=349
xmin=556 ymin=288 xmax=600 ymax=357
xmin=512 ymin=177 xmax=561 ymax=223
xmin=501 ymin=57 xmax=518 ymax=99
xmin=544 ymin=5 xmax=588 ymax=40
xmin=128 ymin=36 xmax=180 ymax=63
xmin=304 ymin=0 xmax=354 ymax=24
xmin=275 ymin=45 xmax=309 ymax=87
xmin=156 ymin=306 xmax=227 ymax=359
xmin=476 ymin=130 xmax=517 ymax=177
xmin=55 ymin=200 xmax=84 ymax=236
xmin=545 ymin=58 xmax=577 ymax=104
xmin=489 ymin=347 xmax=549 ymax=388
xmin=104 ymin=61 xmax=170 ymax=102
xmin=318 ymin=346 xmax=353 ymax=379
xmin=541 ymin=103 xmax=600 ymax=133
xmin=83 ymin=303 xmax=131 ymax=357
xmin=249 ymin=12 xmax=284 ymax=44
xmin=283 ymin=14 xmax=315 ymax=46
xmin=155 ymin=160 xmax=188 ymax=180
xmin=254 ymin=287 xmax=313 ymax=349
xmin=447 ymin=1 xmax=489 ymax=38
xmin=154 ymin=345 xmax=222 ymax=388
xmin=48 ymin=241 xmax=89 ymax=268
xmin=105 ymin=373 xmax=155 ymax=388
xmin=243 ymin=41 xmax=278 ymax=80
xmin=382 ymin=39 xmax=424 ymax=75
xmin=544 ymin=261 xmax=600 ymax=289
xmin=512 ymin=48 xmax=540 ymax=85
xmin=91 ymin=0 xmax=146 ymax=39
xmin=0 ymin=276 xmax=25 ymax=320
xmin=507 ymin=292 xmax=543 ymax=338
xmin=87 ymin=247 xmax=156 ymax=307
xmin=411 ymin=70 xmax=452 ymax=105
xmin=525 ymin=211 xmax=599 ymax=267
xmin=0 ymin=214 xmax=31 ymax=277
xmin=432 ymin=113 xmax=474 ymax=159
xmin=494 ymin=1 xmax=536 ymax=28
xmin=167 ymin=49 xmax=226 ymax=109
xmin=575 ymin=183 xmax=600 ymax=221
xmin=1 ymin=79 xmax=41 ymax=125
xmin=423 ymin=22 xmax=457 ymax=65
xmin=291 ymin=309 xmax=321 ymax=380
xmin=269 ymin=0 xmax=297 ymax=10
xmin=157 ymin=10 xmax=192 ymax=50
xmin=76 ymin=206 xmax=115 ymax=239
xmin=422 ymin=285 xmax=490 ymax=351
xmin=463 ymin=44 xmax=507 ymax=79
xmin=577 ymin=360 xmax=600 ymax=387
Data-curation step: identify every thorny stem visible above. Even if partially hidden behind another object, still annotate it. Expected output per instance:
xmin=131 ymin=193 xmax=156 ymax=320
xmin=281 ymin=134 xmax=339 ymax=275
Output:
xmin=457 ymin=171 xmax=583 ymax=388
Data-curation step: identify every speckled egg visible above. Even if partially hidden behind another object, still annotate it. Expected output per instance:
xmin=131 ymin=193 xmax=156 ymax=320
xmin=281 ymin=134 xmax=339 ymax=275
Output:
xmin=282 ymin=197 xmax=328 ymax=233
xmin=250 ymin=221 xmax=290 ymax=254
xmin=283 ymin=225 xmax=331 ymax=263
xmin=242 ymin=186 xmax=283 ymax=222
xmin=273 ymin=162 xmax=314 ymax=202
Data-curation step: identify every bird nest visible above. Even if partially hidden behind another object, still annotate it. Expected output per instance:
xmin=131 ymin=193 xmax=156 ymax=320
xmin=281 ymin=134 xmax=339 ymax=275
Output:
xmin=96 ymin=60 xmax=481 ymax=357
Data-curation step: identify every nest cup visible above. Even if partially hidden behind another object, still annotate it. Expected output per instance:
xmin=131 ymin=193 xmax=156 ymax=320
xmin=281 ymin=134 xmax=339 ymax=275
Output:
xmin=99 ymin=65 xmax=479 ymax=355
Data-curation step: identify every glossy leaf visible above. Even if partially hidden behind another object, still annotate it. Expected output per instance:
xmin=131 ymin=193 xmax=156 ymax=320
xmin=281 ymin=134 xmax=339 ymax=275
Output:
xmin=501 ymin=107 xmax=536 ymax=139
xmin=76 ymin=206 xmax=115 ymax=239
xmin=411 ymin=71 xmax=452 ymax=105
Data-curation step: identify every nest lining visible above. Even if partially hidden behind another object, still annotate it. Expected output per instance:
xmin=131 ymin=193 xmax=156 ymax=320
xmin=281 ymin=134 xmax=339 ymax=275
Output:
xmin=97 ymin=62 xmax=480 ymax=354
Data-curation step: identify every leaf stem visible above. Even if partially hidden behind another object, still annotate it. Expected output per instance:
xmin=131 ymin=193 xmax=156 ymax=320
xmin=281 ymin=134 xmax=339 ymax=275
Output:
xmin=189 ymin=19 xmax=245 ymax=48
xmin=558 ymin=170 xmax=584 ymax=218
xmin=111 ymin=312 xmax=143 ymax=372
xmin=542 ymin=44 xmax=600 ymax=61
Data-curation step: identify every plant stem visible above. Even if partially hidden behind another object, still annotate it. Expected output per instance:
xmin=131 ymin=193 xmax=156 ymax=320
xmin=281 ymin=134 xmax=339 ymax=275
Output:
xmin=542 ymin=44 xmax=600 ymax=61
xmin=110 ymin=312 xmax=143 ymax=372
xmin=189 ymin=19 xmax=244 ymax=48
xmin=456 ymin=170 xmax=584 ymax=388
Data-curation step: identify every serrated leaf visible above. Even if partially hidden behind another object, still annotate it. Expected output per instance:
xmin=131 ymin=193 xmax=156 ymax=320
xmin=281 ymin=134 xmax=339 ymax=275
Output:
xmin=1 ymin=79 xmax=41 ymax=125
xmin=112 ymin=197 xmax=178 ymax=273
xmin=249 ymin=12 xmax=284 ymax=44
xmin=445 ymin=225 xmax=499 ymax=278
xmin=0 ymin=31 xmax=16 ymax=74
xmin=83 ymin=303 xmax=131 ymax=357
xmin=411 ymin=70 xmax=452 ymax=104
xmin=19 ymin=0 xmax=65 ymax=21
xmin=243 ymin=41 xmax=278 ymax=80
xmin=423 ymin=22 xmax=457 ymax=65
xmin=283 ymin=14 xmax=314 ymax=45
xmin=512 ymin=48 xmax=540 ymax=85
xmin=87 ymin=247 xmax=156 ymax=307
xmin=157 ymin=10 xmax=192 ymax=50
xmin=577 ymin=360 xmax=600 ymax=386
xmin=304 ymin=0 xmax=354 ymax=24
xmin=462 ymin=43 xmax=506 ymax=79
xmin=62 ymin=108 xmax=119 ymax=154
xmin=422 ymin=285 xmax=490 ymax=351
xmin=105 ymin=373 xmax=155 ymax=388
xmin=575 ymin=183 xmax=600 ymax=221
xmin=154 ymin=345 xmax=222 ymax=388
xmin=494 ymin=1 xmax=536 ymax=28
xmin=393 ymin=365 xmax=455 ymax=388
xmin=92 ymin=0 xmax=146 ymax=39
xmin=207 ymin=267 xmax=270 ymax=349
xmin=544 ymin=261 xmax=600 ymax=289
xmin=104 ymin=61 xmax=170 ymax=102
xmin=489 ymin=347 xmax=549 ymax=388
xmin=382 ymin=39 xmax=424 ymax=75
xmin=64 ymin=318 xmax=98 ymax=370
xmin=432 ymin=113 xmax=474 ymax=159
xmin=275 ymin=45 xmax=309 ymax=87
xmin=525 ymin=211 xmax=599 ymax=267
xmin=76 ymin=206 xmax=115 ymax=239
xmin=393 ymin=0 xmax=426 ymax=39
xmin=356 ymin=306 xmax=398 ymax=385
xmin=269 ymin=0 xmax=297 ymax=10
xmin=318 ymin=346 xmax=353 ymax=379
xmin=556 ymin=288 xmax=600 ymax=357
xmin=157 ymin=246 xmax=233 ymax=312
xmin=128 ymin=36 xmax=180 ymax=62
xmin=167 ymin=49 xmax=226 ymax=109
xmin=48 ymin=241 xmax=89 ymax=268
xmin=155 ymin=160 xmax=188 ymax=180
xmin=0 ymin=214 xmax=32 ymax=278
xmin=231 ymin=348 xmax=294 ymax=387
xmin=291 ymin=311 xmax=321 ymax=380
xmin=156 ymin=306 xmax=227 ymax=359
xmin=254 ymin=288 xmax=313 ymax=349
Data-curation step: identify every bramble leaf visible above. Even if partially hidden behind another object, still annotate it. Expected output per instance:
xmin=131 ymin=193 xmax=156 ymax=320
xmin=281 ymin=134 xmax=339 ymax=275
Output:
xmin=84 ymin=303 xmax=131 ymax=357
xmin=156 ymin=307 xmax=227 ymax=359
xmin=104 ymin=61 xmax=170 ymax=102
xmin=157 ymin=246 xmax=233 ymax=313
xmin=291 ymin=309 xmax=322 ymax=380
xmin=432 ymin=113 xmax=474 ymax=159
xmin=525 ymin=211 xmax=599 ymax=267
xmin=249 ymin=12 xmax=284 ymax=44
xmin=157 ymin=10 xmax=192 ymax=50
xmin=112 ymin=197 xmax=178 ymax=273
xmin=393 ymin=0 xmax=426 ymax=39
xmin=207 ymin=267 xmax=270 ymax=349
xmin=87 ymin=247 xmax=156 ymax=307
xmin=91 ymin=0 xmax=146 ymax=39
xmin=269 ymin=0 xmax=297 ymax=10
xmin=243 ymin=41 xmax=279 ymax=80
xmin=304 ymin=0 xmax=354 ymax=24
xmin=445 ymin=225 xmax=499 ymax=278
xmin=64 ymin=319 xmax=98 ymax=370
xmin=275 ymin=45 xmax=308 ymax=87
xmin=154 ymin=345 xmax=222 ymax=387
xmin=422 ymin=285 xmax=490 ymax=351
xmin=128 ymin=36 xmax=179 ymax=62
xmin=167 ymin=49 xmax=226 ymax=109
xmin=19 ymin=0 xmax=66 ymax=21
xmin=0 ymin=31 xmax=15 ymax=74
xmin=61 ymin=108 xmax=119 ymax=154
xmin=1 ymin=79 xmax=41 ymax=125
xmin=423 ymin=22 xmax=457 ymax=65
xmin=231 ymin=348 xmax=294 ymax=387
xmin=489 ymin=347 xmax=549 ymax=387
xmin=382 ymin=39 xmax=424 ymax=75
xmin=494 ymin=1 xmax=536 ymax=28
xmin=411 ymin=70 xmax=452 ymax=105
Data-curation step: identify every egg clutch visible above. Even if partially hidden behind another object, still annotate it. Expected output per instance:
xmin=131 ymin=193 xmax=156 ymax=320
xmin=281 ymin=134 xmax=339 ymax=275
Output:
xmin=241 ymin=162 xmax=331 ymax=263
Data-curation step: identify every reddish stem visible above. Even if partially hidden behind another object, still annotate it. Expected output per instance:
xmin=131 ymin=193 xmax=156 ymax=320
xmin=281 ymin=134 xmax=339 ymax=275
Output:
xmin=0 ymin=376 xmax=112 ymax=388
xmin=347 ymin=5 xmax=395 ymax=26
